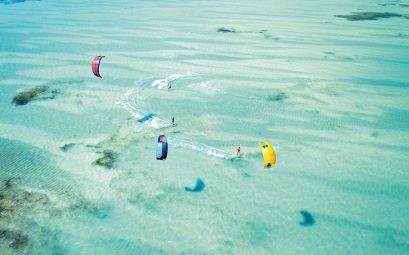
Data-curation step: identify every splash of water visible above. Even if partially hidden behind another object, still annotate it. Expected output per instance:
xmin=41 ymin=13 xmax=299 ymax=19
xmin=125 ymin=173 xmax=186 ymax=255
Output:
xmin=117 ymin=88 xmax=172 ymax=129
xmin=151 ymin=72 xmax=202 ymax=90
xmin=168 ymin=136 xmax=235 ymax=160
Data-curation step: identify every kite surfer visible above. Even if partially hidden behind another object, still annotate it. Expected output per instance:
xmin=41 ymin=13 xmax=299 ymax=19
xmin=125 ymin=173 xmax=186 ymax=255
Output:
xmin=236 ymin=146 xmax=241 ymax=157
xmin=171 ymin=117 xmax=175 ymax=125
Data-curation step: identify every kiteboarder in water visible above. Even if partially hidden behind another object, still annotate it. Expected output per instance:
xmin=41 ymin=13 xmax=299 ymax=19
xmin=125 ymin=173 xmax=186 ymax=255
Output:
xmin=237 ymin=146 xmax=241 ymax=157
xmin=172 ymin=117 xmax=175 ymax=125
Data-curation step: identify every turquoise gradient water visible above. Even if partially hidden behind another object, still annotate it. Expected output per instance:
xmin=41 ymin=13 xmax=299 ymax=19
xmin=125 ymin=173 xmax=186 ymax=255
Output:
xmin=1 ymin=0 xmax=409 ymax=254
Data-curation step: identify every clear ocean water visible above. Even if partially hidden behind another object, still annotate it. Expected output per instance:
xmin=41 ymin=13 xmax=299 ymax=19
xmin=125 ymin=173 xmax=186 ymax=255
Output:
xmin=1 ymin=0 xmax=409 ymax=254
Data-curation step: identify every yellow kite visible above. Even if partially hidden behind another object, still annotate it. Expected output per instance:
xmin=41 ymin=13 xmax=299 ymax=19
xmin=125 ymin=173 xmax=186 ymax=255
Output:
xmin=258 ymin=141 xmax=276 ymax=169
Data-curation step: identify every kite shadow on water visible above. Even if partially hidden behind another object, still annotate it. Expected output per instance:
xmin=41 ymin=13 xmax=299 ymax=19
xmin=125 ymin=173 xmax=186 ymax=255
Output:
xmin=299 ymin=210 xmax=315 ymax=227
xmin=184 ymin=178 xmax=206 ymax=192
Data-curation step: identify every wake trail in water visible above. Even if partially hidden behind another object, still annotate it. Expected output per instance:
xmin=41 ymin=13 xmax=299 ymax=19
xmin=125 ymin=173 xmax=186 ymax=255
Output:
xmin=168 ymin=137 xmax=236 ymax=160
xmin=151 ymin=72 xmax=202 ymax=90
xmin=117 ymin=88 xmax=172 ymax=129
xmin=119 ymin=72 xmax=204 ymax=129
xmin=118 ymin=73 xmax=239 ymax=159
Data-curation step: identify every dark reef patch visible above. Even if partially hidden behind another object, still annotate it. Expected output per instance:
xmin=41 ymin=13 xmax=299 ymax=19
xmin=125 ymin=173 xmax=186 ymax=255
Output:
xmin=335 ymin=12 xmax=404 ymax=21
xmin=0 ymin=229 xmax=29 ymax=250
xmin=185 ymin=178 xmax=206 ymax=192
xmin=3 ymin=176 xmax=15 ymax=189
xmin=12 ymin=86 xmax=59 ymax=106
xmin=267 ymin=92 xmax=287 ymax=102
xmin=60 ymin=143 xmax=76 ymax=152
xmin=299 ymin=210 xmax=315 ymax=227
xmin=86 ymin=144 xmax=101 ymax=149
xmin=0 ymin=0 xmax=39 ymax=5
xmin=0 ymin=139 xmax=92 ymax=253
xmin=95 ymin=150 xmax=118 ymax=169
xmin=323 ymin=51 xmax=355 ymax=61
xmin=378 ymin=3 xmax=396 ymax=7
xmin=396 ymin=32 xmax=409 ymax=37
xmin=0 ymin=178 xmax=49 ymax=252
xmin=0 ymin=178 xmax=49 ymax=217
xmin=378 ymin=2 xmax=409 ymax=8
xmin=217 ymin=27 xmax=280 ymax=40
xmin=217 ymin=27 xmax=280 ymax=41
xmin=217 ymin=27 xmax=236 ymax=33
xmin=0 ymin=175 xmax=108 ymax=253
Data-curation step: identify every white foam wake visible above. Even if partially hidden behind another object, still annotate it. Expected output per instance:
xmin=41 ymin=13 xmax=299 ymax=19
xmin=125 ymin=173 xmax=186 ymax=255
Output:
xmin=151 ymin=72 xmax=201 ymax=90
xmin=197 ymin=82 xmax=221 ymax=92
xmin=117 ymin=88 xmax=172 ymax=129
xmin=168 ymin=136 xmax=236 ymax=160
xmin=118 ymin=73 xmax=236 ymax=160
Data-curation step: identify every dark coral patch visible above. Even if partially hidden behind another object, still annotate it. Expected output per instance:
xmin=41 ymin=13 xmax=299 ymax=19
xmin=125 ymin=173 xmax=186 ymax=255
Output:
xmin=335 ymin=12 xmax=403 ymax=21
xmin=0 ymin=0 xmax=34 ymax=4
xmin=0 ymin=178 xmax=49 ymax=216
xmin=0 ymin=178 xmax=50 ymax=251
xmin=378 ymin=3 xmax=396 ymax=7
xmin=12 ymin=86 xmax=59 ymax=106
xmin=60 ymin=143 xmax=76 ymax=152
xmin=95 ymin=150 xmax=118 ymax=169
xmin=217 ymin=27 xmax=236 ymax=33
xmin=0 ymin=229 xmax=29 ymax=249
xmin=267 ymin=92 xmax=287 ymax=102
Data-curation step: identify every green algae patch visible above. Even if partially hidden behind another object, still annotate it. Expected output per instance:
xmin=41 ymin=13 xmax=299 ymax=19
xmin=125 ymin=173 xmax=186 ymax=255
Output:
xmin=335 ymin=12 xmax=404 ymax=21
xmin=94 ymin=150 xmax=119 ymax=169
xmin=0 ymin=229 xmax=29 ymax=250
xmin=12 ymin=86 xmax=59 ymax=106
xmin=217 ymin=27 xmax=236 ymax=33
xmin=60 ymin=143 xmax=76 ymax=152
xmin=267 ymin=92 xmax=287 ymax=102
xmin=0 ymin=178 xmax=48 ymax=252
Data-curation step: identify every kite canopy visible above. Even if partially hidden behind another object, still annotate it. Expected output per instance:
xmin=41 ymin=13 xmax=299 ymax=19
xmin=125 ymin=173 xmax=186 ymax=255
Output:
xmin=91 ymin=56 xmax=105 ymax=78
xmin=258 ymin=141 xmax=276 ymax=169
xmin=156 ymin=135 xmax=168 ymax=160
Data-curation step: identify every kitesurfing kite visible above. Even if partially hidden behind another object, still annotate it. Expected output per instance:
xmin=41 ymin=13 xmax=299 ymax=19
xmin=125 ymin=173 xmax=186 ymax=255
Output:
xmin=258 ymin=141 xmax=276 ymax=169
xmin=91 ymin=56 xmax=105 ymax=78
xmin=156 ymin=135 xmax=168 ymax=160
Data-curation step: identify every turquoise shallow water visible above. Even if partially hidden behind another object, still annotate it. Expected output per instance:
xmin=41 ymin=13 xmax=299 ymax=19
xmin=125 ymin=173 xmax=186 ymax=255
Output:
xmin=1 ymin=0 xmax=409 ymax=254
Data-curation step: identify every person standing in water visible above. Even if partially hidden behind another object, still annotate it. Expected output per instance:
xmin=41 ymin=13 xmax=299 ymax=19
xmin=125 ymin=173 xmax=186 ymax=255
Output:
xmin=171 ymin=117 xmax=175 ymax=125
xmin=237 ymin=146 xmax=241 ymax=157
